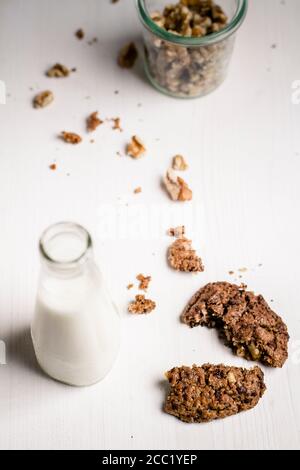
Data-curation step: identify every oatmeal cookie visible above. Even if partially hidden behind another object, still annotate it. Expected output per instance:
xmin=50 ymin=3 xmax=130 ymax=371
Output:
xmin=164 ymin=364 xmax=266 ymax=423
xmin=182 ymin=282 xmax=289 ymax=367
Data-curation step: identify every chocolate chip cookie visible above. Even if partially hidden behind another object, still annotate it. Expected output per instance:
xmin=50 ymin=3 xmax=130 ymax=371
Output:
xmin=182 ymin=282 xmax=289 ymax=368
xmin=164 ymin=364 xmax=266 ymax=423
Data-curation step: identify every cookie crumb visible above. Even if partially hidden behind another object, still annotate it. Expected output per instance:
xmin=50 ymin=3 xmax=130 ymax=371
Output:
xmin=126 ymin=136 xmax=146 ymax=159
xmin=128 ymin=295 xmax=156 ymax=315
xmin=33 ymin=90 xmax=54 ymax=108
xmin=134 ymin=187 xmax=142 ymax=194
xmin=118 ymin=42 xmax=138 ymax=69
xmin=163 ymin=169 xmax=192 ymax=201
xmin=168 ymin=238 xmax=204 ymax=273
xmin=88 ymin=37 xmax=98 ymax=45
xmin=61 ymin=131 xmax=82 ymax=144
xmin=228 ymin=271 xmax=234 ymax=275
xmin=127 ymin=283 xmax=134 ymax=290
xmin=238 ymin=267 xmax=247 ymax=273
xmin=46 ymin=63 xmax=70 ymax=77
xmin=87 ymin=111 xmax=103 ymax=132
xmin=49 ymin=163 xmax=57 ymax=171
xmin=167 ymin=226 xmax=185 ymax=238
xmin=111 ymin=117 xmax=123 ymax=132
xmin=136 ymin=274 xmax=151 ymax=291
xmin=75 ymin=28 xmax=84 ymax=40
xmin=172 ymin=154 xmax=188 ymax=171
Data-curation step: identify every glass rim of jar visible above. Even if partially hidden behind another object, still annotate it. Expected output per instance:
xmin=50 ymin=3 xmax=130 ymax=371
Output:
xmin=136 ymin=0 xmax=248 ymax=46
xmin=39 ymin=221 xmax=92 ymax=267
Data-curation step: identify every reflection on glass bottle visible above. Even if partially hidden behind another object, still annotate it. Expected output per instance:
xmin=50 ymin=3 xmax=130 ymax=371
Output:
xmin=31 ymin=222 xmax=120 ymax=386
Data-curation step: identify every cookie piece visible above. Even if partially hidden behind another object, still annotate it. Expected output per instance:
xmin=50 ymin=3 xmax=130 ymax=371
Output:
xmin=128 ymin=295 xmax=156 ymax=315
xmin=168 ymin=238 xmax=204 ymax=273
xmin=164 ymin=364 xmax=266 ymax=423
xmin=182 ymin=282 xmax=289 ymax=368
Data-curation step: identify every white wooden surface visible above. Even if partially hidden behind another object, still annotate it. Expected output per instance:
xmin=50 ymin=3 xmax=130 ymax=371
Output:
xmin=0 ymin=0 xmax=300 ymax=450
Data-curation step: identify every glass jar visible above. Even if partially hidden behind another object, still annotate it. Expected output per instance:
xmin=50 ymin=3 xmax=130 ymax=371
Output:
xmin=31 ymin=222 xmax=120 ymax=386
xmin=136 ymin=0 xmax=248 ymax=98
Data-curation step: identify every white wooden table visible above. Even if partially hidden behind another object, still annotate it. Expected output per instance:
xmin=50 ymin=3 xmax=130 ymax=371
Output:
xmin=0 ymin=0 xmax=300 ymax=450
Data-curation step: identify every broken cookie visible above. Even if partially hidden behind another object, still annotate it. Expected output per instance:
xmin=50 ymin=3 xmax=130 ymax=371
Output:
xmin=182 ymin=282 xmax=289 ymax=368
xmin=164 ymin=364 xmax=266 ymax=423
xmin=128 ymin=295 xmax=156 ymax=315
xmin=168 ymin=238 xmax=204 ymax=273
xmin=163 ymin=169 xmax=192 ymax=201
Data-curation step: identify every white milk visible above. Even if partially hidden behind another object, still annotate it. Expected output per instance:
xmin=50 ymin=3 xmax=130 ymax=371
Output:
xmin=31 ymin=222 xmax=120 ymax=386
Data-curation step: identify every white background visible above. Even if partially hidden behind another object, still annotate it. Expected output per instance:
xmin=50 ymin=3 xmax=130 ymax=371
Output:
xmin=0 ymin=0 xmax=300 ymax=450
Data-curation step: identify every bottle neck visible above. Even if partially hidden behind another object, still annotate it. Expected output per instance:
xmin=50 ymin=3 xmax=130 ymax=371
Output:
xmin=39 ymin=222 xmax=93 ymax=279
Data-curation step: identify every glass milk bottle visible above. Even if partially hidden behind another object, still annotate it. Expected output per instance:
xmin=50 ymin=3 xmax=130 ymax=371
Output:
xmin=31 ymin=222 xmax=120 ymax=386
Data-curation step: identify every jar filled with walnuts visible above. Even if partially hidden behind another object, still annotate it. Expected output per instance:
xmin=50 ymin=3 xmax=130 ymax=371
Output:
xmin=136 ymin=0 xmax=248 ymax=98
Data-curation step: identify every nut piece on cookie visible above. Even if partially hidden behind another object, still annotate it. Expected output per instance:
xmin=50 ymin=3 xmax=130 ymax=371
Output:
xmin=163 ymin=169 xmax=192 ymax=202
xmin=118 ymin=42 xmax=138 ymax=69
xmin=168 ymin=238 xmax=204 ymax=273
xmin=172 ymin=155 xmax=188 ymax=171
xmin=181 ymin=282 xmax=289 ymax=368
xmin=33 ymin=90 xmax=54 ymax=108
xmin=164 ymin=364 xmax=266 ymax=423
xmin=126 ymin=136 xmax=146 ymax=159
xmin=128 ymin=295 xmax=156 ymax=315
xmin=87 ymin=111 xmax=103 ymax=132
xmin=46 ymin=63 xmax=70 ymax=77
xmin=61 ymin=131 xmax=82 ymax=144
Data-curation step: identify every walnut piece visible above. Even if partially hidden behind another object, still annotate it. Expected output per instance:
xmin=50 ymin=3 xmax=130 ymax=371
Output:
xmin=126 ymin=136 xmax=146 ymax=159
xmin=33 ymin=90 xmax=54 ymax=108
xmin=87 ymin=111 xmax=103 ymax=132
xmin=46 ymin=63 xmax=70 ymax=77
xmin=111 ymin=117 xmax=122 ymax=132
xmin=168 ymin=237 xmax=204 ymax=273
xmin=136 ymin=274 xmax=151 ymax=291
xmin=75 ymin=28 xmax=84 ymax=40
xmin=167 ymin=226 xmax=185 ymax=238
xmin=172 ymin=154 xmax=188 ymax=171
xmin=61 ymin=131 xmax=82 ymax=144
xmin=128 ymin=295 xmax=156 ymax=315
xmin=163 ymin=169 xmax=192 ymax=201
xmin=118 ymin=42 xmax=138 ymax=69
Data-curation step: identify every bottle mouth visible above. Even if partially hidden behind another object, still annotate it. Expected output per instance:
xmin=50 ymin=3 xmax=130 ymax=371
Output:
xmin=136 ymin=0 xmax=248 ymax=46
xmin=39 ymin=222 xmax=92 ymax=267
